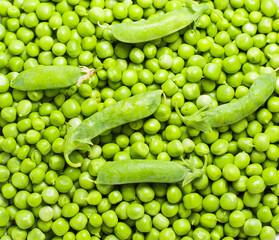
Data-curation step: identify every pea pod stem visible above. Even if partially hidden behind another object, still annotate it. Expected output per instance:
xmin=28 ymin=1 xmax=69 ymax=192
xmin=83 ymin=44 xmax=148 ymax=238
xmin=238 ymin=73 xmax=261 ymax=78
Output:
xmin=181 ymin=155 xmax=208 ymax=186
xmin=64 ymin=90 xmax=162 ymax=167
xmin=95 ymin=156 xmax=208 ymax=186
xmin=176 ymin=73 xmax=276 ymax=133
xmin=77 ymin=66 xmax=96 ymax=86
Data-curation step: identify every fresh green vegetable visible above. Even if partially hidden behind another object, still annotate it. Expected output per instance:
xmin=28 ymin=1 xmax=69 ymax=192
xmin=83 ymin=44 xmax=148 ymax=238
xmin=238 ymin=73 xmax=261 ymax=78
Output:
xmin=96 ymin=157 xmax=207 ymax=186
xmin=10 ymin=65 xmax=96 ymax=90
xmin=177 ymin=73 xmax=276 ymax=132
xmin=64 ymin=90 xmax=162 ymax=167
xmin=1 ymin=0 xmax=279 ymax=239
xmin=110 ymin=1 xmax=210 ymax=43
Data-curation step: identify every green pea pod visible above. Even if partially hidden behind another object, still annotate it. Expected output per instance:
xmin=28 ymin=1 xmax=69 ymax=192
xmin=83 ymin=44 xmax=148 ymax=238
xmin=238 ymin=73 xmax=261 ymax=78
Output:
xmin=110 ymin=0 xmax=210 ymax=43
xmin=64 ymin=90 xmax=163 ymax=167
xmin=177 ymin=73 xmax=276 ymax=133
xmin=10 ymin=66 xmax=96 ymax=91
xmin=96 ymin=156 xmax=207 ymax=186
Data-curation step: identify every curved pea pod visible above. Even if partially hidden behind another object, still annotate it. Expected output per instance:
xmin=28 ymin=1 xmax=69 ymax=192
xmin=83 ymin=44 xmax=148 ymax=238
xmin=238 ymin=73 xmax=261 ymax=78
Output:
xmin=110 ymin=1 xmax=210 ymax=43
xmin=95 ymin=157 xmax=207 ymax=186
xmin=10 ymin=66 xmax=96 ymax=91
xmin=64 ymin=90 xmax=162 ymax=167
xmin=177 ymin=73 xmax=276 ymax=133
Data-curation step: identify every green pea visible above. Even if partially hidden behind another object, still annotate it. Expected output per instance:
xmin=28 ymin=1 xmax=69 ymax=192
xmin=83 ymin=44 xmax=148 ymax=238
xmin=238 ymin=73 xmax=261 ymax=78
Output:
xmin=211 ymin=139 xmax=229 ymax=155
xmin=42 ymin=187 xmax=59 ymax=205
xmin=194 ymin=143 xmax=209 ymax=157
xmin=185 ymin=66 xmax=202 ymax=83
xmin=166 ymin=139 xmax=184 ymax=157
xmin=262 ymin=167 xmax=279 ymax=186
xmin=130 ymin=142 xmax=149 ymax=158
xmin=260 ymin=226 xmax=276 ymax=240
xmin=79 ymin=172 xmax=94 ymax=190
xmin=263 ymin=193 xmax=278 ymax=209
xmin=201 ymin=195 xmax=219 ymax=214
xmin=163 ymin=185 xmax=181 ymax=205
xmin=212 ymin=178 xmax=229 ymax=196
xmin=233 ymin=151 xmax=250 ymax=169
xmin=0 ymin=74 xmax=9 ymax=94
xmin=183 ymin=193 xmax=203 ymax=210
xmin=70 ymin=212 xmax=88 ymax=231
xmin=66 ymin=39 xmax=81 ymax=58
xmin=61 ymin=203 xmax=79 ymax=218
xmin=182 ymin=83 xmax=200 ymax=100
xmin=256 ymin=206 xmax=273 ymax=225
xmin=219 ymin=192 xmax=238 ymax=211
xmin=61 ymin=99 xmax=81 ymax=118
xmin=151 ymin=213 xmax=169 ymax=231
xmin=20 ymin=158 xmax=36 ymax=174
xmin=96 ymin=41 xmax=114 ymax=59
xmin=199 ymin=213 xmax=217 ymax=229
xmin=11 ymin=172 xmax=29 ymax=189
xmin=246 ymin=163 xmax=263 ymax=176
xmin=101 ymin=210 xmax=118 ymax=228
xmin=192 ymin=227 xmax=210 ymax=240
xmin=2 ymin=183 xmax=16 ymax=199
xmin=246 ymin=175 xmax=265 ymax=194
xmin=0 ymin=92 xmax=13 ymax=108
xmin=114 ymin=222 xmax=132 ymax=240
xmin=136 ymin=183 xmax=155 ymax=202
xmin=254 ymin=132 xmax=270 ymax=152
xmin=15 ymin=210 xmax=34 ymax=229
xmin=223 ymin=55 xmax=242 ymax=75
xmin=1 ymin=137 xmax=17 ymax=153
xmin=222 ymin=163 xmax=240 ymax=182
xmin=38 ymin=206 xmax=53 ymax=222
xmin=126 ymin=203 xmax=144 ymax=220
xmin=122 ymin=69 xmax=138 ymax=86
xmin=8 ymin=39 xmax=24 ymax=56
xmin=29 ymin=168 xmax=44 ymax=185
xmin=52 ymin=218 xmax=70 ymax=236
xmin=266 ymin=144 xmax=279 ymax=161
xmin=27 ymin=228 xmax=45 ymax=240
xmin=206 ymin=165 xmax=221 ymax=181
xmin=180 ymin=139 xmax=194 ymax=154
xmin=243 ymin=218 xmax=262 ymax=237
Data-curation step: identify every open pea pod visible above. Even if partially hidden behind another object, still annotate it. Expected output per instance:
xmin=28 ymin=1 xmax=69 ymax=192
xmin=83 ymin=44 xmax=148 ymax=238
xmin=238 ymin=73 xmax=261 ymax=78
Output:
xmin=64 ymin=90 xmax=163 ymax=167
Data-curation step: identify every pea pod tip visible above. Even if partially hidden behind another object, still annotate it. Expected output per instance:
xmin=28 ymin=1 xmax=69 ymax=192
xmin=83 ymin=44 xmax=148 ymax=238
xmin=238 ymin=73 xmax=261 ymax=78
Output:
xmin=64 ymin=151 xmax=82 ymax=168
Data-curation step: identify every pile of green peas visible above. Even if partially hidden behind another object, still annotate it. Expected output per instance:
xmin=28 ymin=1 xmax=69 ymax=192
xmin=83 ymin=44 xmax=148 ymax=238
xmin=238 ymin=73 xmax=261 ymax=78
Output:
xmin=1 ymin=0 xmax=279 ymax=239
